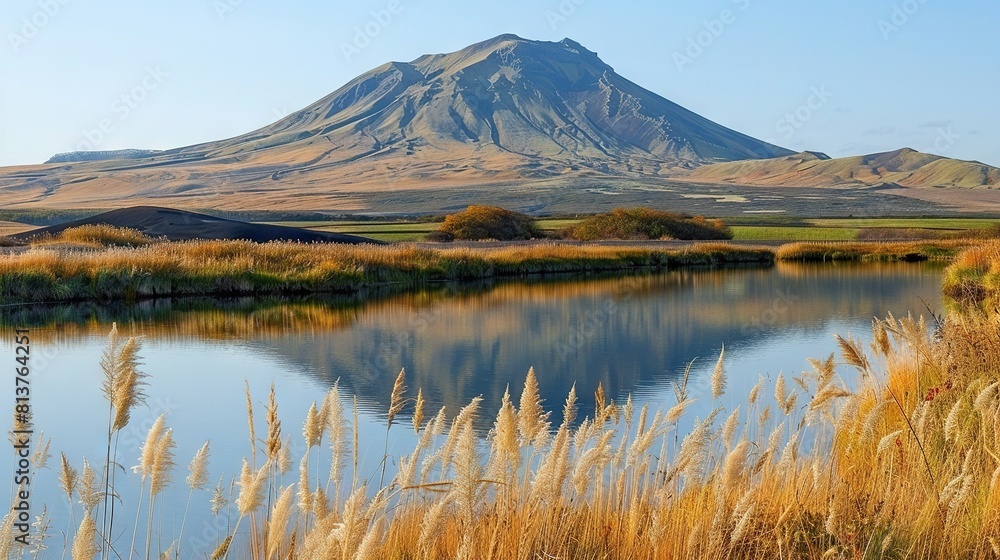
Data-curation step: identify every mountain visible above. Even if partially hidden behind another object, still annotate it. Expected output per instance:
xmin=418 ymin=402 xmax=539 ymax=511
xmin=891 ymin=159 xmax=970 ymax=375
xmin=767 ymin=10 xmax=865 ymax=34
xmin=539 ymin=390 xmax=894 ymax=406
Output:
xmin=0 ymin=35 xmax=795 ymax=210
xmin=196 ymin=34 xmax=793 ymax=167
xmin=680 ymin=148 xmax=1000 ymax=188
xmin=0 ymin=34 xmax=995 ymax=213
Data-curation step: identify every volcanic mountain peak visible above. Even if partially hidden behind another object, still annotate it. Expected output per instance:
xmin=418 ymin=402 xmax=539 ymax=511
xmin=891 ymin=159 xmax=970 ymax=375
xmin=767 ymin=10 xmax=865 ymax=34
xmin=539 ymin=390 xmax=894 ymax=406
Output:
xmin=416 ymin=34 xmax=612 ymax=78
xmin=181 ymin=34 xmax=793 ymax=171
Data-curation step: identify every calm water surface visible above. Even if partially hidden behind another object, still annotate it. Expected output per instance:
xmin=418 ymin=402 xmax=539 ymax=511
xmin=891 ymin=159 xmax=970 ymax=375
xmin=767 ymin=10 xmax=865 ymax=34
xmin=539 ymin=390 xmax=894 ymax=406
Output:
xmin=0 ymin=262 xmax=945 ymax=556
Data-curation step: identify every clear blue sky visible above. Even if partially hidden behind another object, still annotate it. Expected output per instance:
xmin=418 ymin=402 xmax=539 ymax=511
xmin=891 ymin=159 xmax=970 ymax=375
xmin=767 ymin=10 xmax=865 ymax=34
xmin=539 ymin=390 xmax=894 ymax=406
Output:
xmin=2 ymin=0 xmax=997 ymax=167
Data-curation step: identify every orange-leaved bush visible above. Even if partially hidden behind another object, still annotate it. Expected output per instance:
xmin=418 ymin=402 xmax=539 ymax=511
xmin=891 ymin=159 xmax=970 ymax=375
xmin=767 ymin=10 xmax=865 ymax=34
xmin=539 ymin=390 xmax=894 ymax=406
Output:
xmin=569 ymin=207 xmax=732 ymax=241
xmin=436 ymin=206 xmax=541 ymax=241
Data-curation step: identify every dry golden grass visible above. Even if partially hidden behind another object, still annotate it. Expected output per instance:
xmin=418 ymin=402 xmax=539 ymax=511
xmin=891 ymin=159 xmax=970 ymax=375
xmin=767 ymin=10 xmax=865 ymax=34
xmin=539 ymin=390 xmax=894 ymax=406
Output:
xmin=776 ymin=240 xmax=970 ymax=262
xmin=30 ymin=224 xmax=156 ymax=248
xmin=943 ymin=241 xmax=1000 ymax=307
xmin=8 ymin=235 xmax=991 ymax=305
xmin=17 ymin=290 xmax=1000 ymax=558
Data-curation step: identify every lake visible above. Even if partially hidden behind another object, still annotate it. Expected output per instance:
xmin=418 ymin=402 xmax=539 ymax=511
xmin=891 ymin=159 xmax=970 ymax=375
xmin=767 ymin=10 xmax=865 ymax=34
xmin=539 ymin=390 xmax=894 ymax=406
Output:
xmin=0 ymin=261 xmax=946 ymax=557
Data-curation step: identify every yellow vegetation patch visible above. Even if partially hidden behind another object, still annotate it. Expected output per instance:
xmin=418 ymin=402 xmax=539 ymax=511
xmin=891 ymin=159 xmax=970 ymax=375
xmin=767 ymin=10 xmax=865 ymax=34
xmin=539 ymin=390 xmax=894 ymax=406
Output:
xmin=31 ymin=224 xmax=156 ymax=248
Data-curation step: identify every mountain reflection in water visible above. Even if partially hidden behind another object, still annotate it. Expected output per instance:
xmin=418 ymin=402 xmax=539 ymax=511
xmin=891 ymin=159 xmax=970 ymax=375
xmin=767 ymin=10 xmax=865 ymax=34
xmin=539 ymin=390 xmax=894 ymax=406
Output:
xmin=5 ymin=262 xmax=946 ymax=429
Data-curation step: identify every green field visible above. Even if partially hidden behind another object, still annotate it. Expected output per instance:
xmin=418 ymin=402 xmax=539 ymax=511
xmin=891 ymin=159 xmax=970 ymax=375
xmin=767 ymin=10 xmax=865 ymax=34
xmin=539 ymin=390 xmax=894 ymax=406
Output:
xmin=260 ymin=217 xmax=999 ymax=243
xmin=730 ymin=226 xmax=861 ymax=241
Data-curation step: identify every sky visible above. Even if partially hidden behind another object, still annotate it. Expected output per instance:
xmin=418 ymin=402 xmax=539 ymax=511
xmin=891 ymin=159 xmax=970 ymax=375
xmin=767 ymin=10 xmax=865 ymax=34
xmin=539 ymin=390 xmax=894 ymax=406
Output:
xmin=2 ymin=0 xmax=998 ymax=167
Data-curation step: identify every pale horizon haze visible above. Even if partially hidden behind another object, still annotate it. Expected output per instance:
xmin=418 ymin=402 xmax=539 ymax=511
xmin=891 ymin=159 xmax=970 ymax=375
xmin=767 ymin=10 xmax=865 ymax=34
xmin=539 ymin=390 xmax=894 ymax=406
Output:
xmin=2 ymin=0 xmax=997 ymax=168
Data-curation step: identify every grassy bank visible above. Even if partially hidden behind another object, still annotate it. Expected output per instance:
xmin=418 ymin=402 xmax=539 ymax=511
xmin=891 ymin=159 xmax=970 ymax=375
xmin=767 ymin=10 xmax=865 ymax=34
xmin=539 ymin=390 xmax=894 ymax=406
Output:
xmin=0 ymin=241 xmax=774 ymax=304
xmin=25 ymin=260 xmax=1000 ymax=558
xmin=943 ymin=241 xmax=1000 ymax=307
xmin=775 ymin=240 xmax=970 ymax=262
xmin=0 ymin=235 xmax=986 ymax=305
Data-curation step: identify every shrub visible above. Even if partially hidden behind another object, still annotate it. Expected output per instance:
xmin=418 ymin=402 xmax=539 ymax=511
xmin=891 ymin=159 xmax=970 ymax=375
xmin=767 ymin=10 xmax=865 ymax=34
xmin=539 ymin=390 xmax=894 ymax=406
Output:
xmin=436 ymin=206 xmax=541 ymax=241
xmin=569 ymin=208 xmax=732 ymax=241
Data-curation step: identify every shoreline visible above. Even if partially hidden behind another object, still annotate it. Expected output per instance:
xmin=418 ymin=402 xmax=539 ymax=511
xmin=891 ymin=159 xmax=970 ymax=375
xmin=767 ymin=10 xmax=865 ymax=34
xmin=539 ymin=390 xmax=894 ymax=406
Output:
xmin=0 ymin=239 xmax=976 ymax=305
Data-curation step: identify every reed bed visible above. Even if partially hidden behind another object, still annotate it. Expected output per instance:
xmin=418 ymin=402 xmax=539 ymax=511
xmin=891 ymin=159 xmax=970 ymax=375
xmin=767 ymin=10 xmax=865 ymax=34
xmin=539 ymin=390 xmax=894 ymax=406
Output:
xmin=943 ymin=240 xmax=1000 ymax=307
xmin=29 ymin=225 xmax=156 ymax=248
xmin=775 ymin=240 xmax=970 ymax=262
xmin=0 ymin=240 xmax=774 ymax=303
xmin=8 ymin=275 xmax=1000 ymax=558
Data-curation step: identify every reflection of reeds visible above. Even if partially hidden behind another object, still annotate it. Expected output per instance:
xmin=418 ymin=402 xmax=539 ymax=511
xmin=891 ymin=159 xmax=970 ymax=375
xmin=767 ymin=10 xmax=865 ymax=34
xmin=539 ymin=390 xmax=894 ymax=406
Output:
xmin=18 ymin=293 xmax=1000 ymax=558
xmin=3 ymin=262 xmax=937 ymax=347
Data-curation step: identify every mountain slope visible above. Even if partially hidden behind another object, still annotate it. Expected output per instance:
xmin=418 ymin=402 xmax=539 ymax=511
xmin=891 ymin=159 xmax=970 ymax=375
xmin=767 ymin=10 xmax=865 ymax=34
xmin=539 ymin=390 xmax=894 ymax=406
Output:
xmin=681 ymin=148 xmax=1000 ymax=188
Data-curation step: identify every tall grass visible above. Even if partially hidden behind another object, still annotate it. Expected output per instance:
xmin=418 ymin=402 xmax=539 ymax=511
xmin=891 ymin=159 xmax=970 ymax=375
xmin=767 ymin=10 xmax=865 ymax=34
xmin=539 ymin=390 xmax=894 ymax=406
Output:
xmin=30 ymin=225 xmax=155 ymax=248
xmin=943 ymin=241 xmax=1000 ymax=307
xmin=0 ymin=241 xmax=774 ymax=303
xmin=776 ymin=240 xmax=970 ymax=263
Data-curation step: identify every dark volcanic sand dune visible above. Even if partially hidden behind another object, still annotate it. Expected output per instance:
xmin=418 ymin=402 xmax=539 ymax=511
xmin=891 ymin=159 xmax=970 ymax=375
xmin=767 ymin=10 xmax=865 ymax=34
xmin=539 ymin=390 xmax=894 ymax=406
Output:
xmin=12 ymin=206 xmax=379 ymax=244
